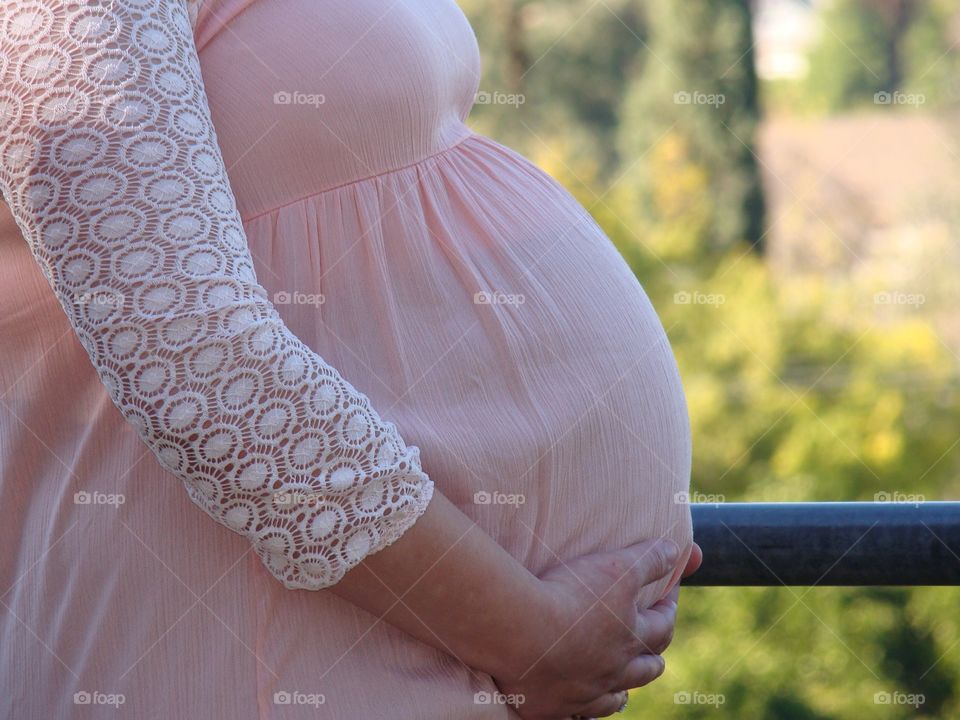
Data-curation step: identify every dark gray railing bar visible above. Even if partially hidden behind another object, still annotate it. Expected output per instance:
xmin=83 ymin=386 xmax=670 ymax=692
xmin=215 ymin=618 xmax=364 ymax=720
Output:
xmin=684 ymin=502 xmax=960 ymax=586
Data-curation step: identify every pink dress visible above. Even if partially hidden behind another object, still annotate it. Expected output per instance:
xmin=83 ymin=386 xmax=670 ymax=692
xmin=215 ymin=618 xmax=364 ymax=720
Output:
xmin=0 ymin=0 xmax=693 ymax=717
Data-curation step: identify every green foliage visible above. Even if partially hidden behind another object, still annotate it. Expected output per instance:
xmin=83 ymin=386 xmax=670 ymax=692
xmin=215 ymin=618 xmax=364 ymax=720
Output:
xmin=800 ymin=0 xmax=960 ymax=112
xmin=617 ymin=0 xmax=766 ymax=255
xmin=902 ymin=0 xmax=960 ymax=105
xmin=804 ymin=0 xmax=895 ymax=112
xmin=462 ymin=0 xmax=649 ymax=175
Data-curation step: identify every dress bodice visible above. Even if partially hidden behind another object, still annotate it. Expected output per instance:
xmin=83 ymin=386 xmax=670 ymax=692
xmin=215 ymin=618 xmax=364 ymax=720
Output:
xmin=191 ymin=0 xmax=482 ymax=220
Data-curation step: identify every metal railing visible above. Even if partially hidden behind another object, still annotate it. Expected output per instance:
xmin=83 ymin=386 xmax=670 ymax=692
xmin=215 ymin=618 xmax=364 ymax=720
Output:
xmin=684 ymin=502 xmax=960 ymax=586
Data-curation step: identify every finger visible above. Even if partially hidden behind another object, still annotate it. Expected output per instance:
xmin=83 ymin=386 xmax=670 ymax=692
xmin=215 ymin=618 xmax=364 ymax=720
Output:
xmin=650 ymin=583 xmax=679 ymax=610
xmin=616 ymin=538 xmax=679 ymax=590
xmin=682 ymin=542 xmax=703 ymax=578
xmin=614 ymin=653 xmax=666 ymax=690
xmin=640 ymin=594 xmax=675 ymax=623
xmin=574 ymin=690 xmax=630 ymax=719
xmin=634 ymin=602 xmax=676 ymax=655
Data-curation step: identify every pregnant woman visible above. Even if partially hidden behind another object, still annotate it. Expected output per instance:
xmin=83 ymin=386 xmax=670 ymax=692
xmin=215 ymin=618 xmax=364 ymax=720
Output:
xmin=0 ymin=1 xmax=698 ymax=718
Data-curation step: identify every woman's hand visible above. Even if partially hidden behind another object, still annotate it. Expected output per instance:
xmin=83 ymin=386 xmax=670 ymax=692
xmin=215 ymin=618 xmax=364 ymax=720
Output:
xmin=331 ymin=491 xmax=700 ymax=720
xmin=492 ymin=539 xmax=701 ymax=720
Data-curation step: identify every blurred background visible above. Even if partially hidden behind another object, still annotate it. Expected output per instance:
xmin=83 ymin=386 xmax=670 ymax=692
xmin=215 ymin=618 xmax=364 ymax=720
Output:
xmin=460 ymin=0 xmax=960 ymax=717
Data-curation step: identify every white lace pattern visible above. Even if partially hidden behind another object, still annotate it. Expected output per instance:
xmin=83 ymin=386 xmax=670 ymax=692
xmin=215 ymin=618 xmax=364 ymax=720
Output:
xmin=0 ymin=0 xmax=435 ymax=590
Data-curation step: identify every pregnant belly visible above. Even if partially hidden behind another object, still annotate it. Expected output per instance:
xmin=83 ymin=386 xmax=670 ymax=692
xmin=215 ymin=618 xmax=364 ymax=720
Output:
xmin=446 ymin=154 xmax=693 ymax=606
xmin=246 ymin=132 xmax=693 ymax=609
xmin=442 ymin=235 xmax=695 ymax=609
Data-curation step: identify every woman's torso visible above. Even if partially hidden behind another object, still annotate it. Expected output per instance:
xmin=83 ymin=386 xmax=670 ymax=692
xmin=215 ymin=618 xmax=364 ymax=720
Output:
xmin=0 ymin=1 xmax=693 ymax=717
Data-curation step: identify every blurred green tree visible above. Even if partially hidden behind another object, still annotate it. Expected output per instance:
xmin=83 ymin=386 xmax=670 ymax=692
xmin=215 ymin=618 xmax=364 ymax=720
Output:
xmin=616 ymin=0 xmax=767 ymax=256
xmin=803 ymin=0 xmax=959 ymax=111
xmin=464 ymin=0 xmax=651 ymax=176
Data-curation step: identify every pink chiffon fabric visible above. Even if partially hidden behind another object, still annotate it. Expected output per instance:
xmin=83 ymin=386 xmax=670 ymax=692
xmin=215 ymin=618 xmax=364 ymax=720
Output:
xmin=0 ymin=0 xmax=693 ymax=717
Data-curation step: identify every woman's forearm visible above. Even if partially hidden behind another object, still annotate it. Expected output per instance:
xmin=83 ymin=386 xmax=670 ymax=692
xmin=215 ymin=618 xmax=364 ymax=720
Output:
xmin=329 ymin=490 xmax=694 ymax=720
xmin=328 ymin=490 xmax=553 ymax=680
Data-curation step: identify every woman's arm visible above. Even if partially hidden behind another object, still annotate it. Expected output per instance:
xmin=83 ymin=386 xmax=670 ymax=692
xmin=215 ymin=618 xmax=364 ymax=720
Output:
xmin=331 ymin=490 xmax=559 ymax=680
xmin=0 ymin=0 xmax=432 ymax=591
xmin=333 ymin=490 xmax=701 ymax=720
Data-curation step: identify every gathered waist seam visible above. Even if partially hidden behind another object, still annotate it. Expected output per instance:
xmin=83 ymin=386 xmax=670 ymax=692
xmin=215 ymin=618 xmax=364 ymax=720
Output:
xmin=239 ymin=131 xmax=479 ymax=224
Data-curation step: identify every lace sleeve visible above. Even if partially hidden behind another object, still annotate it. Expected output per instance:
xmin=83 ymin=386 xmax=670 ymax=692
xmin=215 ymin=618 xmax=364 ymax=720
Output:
xmin=0 ymin=0 xmax=434 ymax=590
